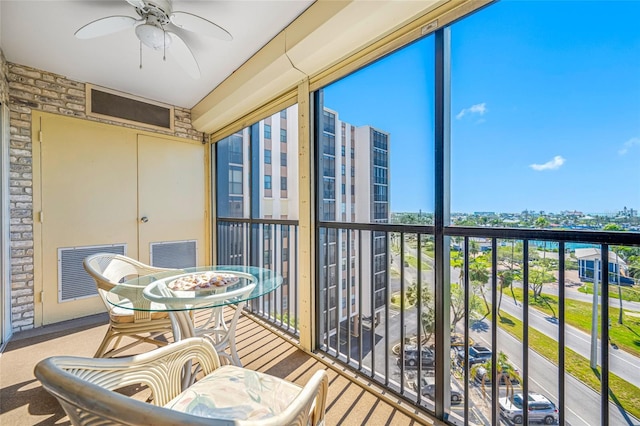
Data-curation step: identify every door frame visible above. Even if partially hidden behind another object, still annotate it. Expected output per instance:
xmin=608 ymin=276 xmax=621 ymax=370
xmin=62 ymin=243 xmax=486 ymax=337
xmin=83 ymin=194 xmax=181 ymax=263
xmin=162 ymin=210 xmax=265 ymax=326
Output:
xmin=0 ymin=103 xmax=11 ymax=347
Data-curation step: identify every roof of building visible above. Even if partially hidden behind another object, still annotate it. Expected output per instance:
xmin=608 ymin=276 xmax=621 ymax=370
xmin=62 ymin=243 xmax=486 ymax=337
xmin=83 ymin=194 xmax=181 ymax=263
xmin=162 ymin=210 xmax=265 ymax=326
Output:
xmin=574 ymin=248 xmax=627 ymax=266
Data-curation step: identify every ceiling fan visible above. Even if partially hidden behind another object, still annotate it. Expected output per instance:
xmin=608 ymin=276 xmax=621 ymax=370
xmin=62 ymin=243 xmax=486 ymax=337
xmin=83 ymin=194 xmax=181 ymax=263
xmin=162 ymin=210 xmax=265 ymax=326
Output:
xmin=74 ymin=0 xmax=232 ymax=79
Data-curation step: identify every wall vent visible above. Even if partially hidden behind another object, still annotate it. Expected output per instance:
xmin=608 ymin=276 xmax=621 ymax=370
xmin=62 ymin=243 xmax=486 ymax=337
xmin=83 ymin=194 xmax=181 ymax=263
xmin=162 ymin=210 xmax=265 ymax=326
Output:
xmin=58 ymin=244 xmax=126 ymax=303
xmin=150 ymin=240 xmax=197 ymax=269
xmin=87 ymin=85 xmax=174 ymax=131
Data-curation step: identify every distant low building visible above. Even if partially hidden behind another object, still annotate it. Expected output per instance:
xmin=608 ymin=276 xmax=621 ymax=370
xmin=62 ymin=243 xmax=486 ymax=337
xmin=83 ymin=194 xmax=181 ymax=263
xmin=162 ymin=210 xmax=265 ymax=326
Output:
xmin=574 ymin=248 xmax=634 ymax=286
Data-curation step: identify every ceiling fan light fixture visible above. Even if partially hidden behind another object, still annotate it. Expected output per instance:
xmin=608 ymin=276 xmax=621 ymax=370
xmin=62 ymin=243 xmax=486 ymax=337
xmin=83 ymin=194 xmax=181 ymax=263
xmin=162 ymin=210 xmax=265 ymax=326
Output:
xmin=135 ymin=23 xmax=172 ymax=50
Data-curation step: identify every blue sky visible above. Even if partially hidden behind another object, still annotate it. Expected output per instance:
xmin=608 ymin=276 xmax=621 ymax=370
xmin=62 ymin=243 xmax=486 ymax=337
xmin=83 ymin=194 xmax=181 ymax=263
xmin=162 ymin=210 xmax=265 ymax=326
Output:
xmin=323 ymin=1 xmax=640 ymax=215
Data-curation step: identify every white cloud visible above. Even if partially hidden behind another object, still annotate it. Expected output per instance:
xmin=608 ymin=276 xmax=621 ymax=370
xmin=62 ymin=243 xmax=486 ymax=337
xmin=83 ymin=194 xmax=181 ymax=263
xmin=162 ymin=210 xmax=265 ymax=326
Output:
xmin=456 ymin=102 xmax=487 ymax=120
xmin=618 ymin=137 xmax=640 ymax=155
xmin=530 ymin=155 xmax=566 ymax=171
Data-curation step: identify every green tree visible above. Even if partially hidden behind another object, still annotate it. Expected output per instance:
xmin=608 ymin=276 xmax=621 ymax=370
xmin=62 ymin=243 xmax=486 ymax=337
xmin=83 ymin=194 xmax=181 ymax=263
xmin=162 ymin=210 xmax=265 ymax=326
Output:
xmin=529 ymin=259 xmax=557 ymax=300
xmin=497 ymin=239 xmax=522 ymax=308
xmin=469 ymin=255 xmax=491 ymax=318
xmin=497 ymin=269 xmax=516 ymax=316
xmin=450 ymin=283 xmax=484 ymax=331
xmin=473 ymin=351 xmax=521 ymax=400
xmin=406 ymin=283 xmax=435 ymax=343
xmin=603 ymin=223 xmax=623 ymax=231
xmin=470 ymin=240 xmax=480 ymax=258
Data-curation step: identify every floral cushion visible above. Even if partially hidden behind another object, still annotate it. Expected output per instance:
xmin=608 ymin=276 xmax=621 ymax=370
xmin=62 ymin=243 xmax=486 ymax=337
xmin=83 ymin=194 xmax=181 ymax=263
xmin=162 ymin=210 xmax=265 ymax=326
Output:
xmin=165 ymin=365 xmax=303 ymax=420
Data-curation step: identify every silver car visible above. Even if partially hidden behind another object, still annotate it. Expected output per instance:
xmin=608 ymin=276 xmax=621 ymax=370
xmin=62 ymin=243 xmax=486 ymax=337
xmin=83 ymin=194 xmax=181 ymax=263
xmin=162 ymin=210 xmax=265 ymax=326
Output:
xmin=499 ymin=392 xmax=558 ymax=424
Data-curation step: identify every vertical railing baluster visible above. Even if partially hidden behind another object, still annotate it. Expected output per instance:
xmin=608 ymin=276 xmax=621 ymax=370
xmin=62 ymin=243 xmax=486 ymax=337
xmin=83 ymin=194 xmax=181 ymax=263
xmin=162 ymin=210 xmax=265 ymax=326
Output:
xmin=384 ymin=231 xmax=390 ymax=386
xmin=463 ymin=236 xmax=470 ymax=424
xmin=523 ymin=239 xmax=529 ymax=425
xmin=416 ymin=233 xmax=423 ymax=402
xmin=399 ymin=232 xmax=406 ymax=386
xmin=358 ymin=229 xmax=363 ymax=370
xmin=370 ymin=230 xmax=375 ymax=379
xmin=558 ymin=241 xmax=566 ymax=426
xmin=347 ymin=229 xmax=352 ymax=365
xmin=601 ymin=244 xmax=610 ymax=425
xmin=490 ymin=237 xmax=498 ymax=426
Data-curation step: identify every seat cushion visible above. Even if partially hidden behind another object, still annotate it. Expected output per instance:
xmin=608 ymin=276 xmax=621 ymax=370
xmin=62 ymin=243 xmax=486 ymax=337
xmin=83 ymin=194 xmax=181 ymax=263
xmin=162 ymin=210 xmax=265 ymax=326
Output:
xmin=165 ymin=365 xmax=302 ymax=420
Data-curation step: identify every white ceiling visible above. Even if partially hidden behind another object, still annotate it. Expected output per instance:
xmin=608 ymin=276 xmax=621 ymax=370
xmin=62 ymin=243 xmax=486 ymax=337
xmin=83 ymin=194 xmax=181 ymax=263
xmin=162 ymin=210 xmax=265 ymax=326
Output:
xmin=0 ymin=0 xmax=314 ymax=108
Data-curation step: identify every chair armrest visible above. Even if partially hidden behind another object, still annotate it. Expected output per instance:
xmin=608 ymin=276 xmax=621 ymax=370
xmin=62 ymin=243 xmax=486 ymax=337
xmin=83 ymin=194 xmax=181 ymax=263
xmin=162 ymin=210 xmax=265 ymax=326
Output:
xmin=35 ymin=337 xmax=220 ymax=407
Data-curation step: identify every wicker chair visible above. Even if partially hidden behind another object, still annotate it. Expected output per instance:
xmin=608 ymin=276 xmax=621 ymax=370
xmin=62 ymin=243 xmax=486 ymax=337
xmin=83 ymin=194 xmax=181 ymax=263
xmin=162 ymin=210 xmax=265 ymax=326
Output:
xmin=34 ymin=337 xmax=329 ymax=426
xmin=83 ymin=253 xmax=178 ymax=357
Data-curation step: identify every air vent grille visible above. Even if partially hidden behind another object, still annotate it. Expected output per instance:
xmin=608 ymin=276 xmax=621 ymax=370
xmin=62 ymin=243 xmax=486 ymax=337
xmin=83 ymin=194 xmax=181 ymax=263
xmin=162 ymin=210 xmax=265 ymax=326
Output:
xmin=58 ymin=244 xmax=126 ymax=302
xmin=150 ymin=240 xmax=197 ymax=269
xmin=87 ymin=85 xmax=174 ymax=130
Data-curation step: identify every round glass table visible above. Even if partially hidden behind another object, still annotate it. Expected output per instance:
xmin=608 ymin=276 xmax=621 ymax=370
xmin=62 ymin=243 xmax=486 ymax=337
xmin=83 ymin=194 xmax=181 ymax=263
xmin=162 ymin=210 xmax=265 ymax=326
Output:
xmin=106 ymin=265 xmax=282 ymax=367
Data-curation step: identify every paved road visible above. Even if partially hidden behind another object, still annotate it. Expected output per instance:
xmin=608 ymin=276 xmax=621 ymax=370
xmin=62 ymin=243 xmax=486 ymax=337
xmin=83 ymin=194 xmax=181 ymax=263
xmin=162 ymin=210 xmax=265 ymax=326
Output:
xmin=470 ymin=324 xmax=640 ymax=426
xmin=540 ymin=281 xmax=640 ymax=312
xmin=499 ymin=296 xmax=640 ymax=390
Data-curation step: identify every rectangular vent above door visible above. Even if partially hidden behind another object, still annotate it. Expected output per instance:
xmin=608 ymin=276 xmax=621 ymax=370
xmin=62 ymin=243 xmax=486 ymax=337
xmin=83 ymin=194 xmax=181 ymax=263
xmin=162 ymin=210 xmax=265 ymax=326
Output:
xmin=87 ymin=85 xmax=174 ymax=131
xmin=150 ymin=240 xmax=197 ymax=269
xmin=58 ymin=244 xmax=126 ymax=303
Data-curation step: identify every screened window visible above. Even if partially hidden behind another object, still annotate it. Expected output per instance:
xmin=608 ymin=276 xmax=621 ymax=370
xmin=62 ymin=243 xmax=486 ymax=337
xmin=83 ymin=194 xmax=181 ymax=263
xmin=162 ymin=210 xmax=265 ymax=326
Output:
xmin=229 ymin=167 xmax=243 ymax=195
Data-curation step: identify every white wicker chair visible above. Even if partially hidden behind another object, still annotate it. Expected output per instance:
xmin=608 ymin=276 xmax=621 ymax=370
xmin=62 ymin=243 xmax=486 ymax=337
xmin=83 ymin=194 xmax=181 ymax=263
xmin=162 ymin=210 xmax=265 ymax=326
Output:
xmin=35 ymin=337 xmax=329 ymax=426
xmin=83 ymin=253 xmax=178 ymax=357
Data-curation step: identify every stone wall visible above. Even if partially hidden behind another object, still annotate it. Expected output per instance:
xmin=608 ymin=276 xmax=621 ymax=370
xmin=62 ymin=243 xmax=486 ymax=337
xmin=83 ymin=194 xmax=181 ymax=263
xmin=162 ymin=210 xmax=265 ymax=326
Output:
xmin=7 ymin=62 xmax=204 ymax=331
xmin=0 ymin=51 xmax=7 ymax=104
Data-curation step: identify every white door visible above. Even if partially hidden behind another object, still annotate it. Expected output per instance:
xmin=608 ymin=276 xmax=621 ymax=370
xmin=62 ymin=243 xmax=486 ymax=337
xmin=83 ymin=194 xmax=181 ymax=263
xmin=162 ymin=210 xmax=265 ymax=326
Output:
xmin=137 ymin=134 xmax=206 ymax=267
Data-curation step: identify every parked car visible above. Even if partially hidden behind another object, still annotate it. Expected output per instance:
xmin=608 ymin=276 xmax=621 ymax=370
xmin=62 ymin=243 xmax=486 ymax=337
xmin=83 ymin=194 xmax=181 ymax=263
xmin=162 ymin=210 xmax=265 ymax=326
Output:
xmin=400 ymin=347 xmax=435 ymax=369
xmin=499 ymin=392 xmax=559 ymax=425
xmin=456 ymin=345 xmax=492 ymax=365
xmin=473 ymin=366 xmax=520 ymax=386
xmin=412 ymin=377 xmax=463 ymax=404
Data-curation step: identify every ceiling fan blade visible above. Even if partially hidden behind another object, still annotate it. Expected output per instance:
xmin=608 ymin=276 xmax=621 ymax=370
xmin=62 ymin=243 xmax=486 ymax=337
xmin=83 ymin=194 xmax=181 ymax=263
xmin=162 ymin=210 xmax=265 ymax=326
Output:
xmin=170 ymin=11 xmax=232 ymax=41
xmin=125 ymin=0 xmax=147 ymax=9
xmin=75 ymin=16 xmax=138 ymax=39
xmin=167 ymin=31 xmax=201 ymax=79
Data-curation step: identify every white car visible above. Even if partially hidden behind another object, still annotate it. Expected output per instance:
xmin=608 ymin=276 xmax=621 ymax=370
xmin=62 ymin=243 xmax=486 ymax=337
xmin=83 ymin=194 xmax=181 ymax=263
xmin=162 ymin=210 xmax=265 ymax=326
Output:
xmin=499 ymin=392 xmax=558 ymax=425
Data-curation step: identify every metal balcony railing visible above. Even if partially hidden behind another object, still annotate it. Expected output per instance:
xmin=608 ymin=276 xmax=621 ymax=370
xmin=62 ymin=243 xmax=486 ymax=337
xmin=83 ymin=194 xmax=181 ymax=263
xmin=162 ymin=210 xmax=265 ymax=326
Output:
xmin=218 ymin=218 xmax=640 ymax=425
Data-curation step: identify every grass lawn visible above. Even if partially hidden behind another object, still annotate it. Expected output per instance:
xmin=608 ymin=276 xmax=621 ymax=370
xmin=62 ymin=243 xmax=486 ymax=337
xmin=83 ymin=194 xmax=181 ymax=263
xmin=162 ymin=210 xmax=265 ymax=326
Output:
xmin=497 ymin=310 xmax=640 ymax=421
xmin=403 ymin=253 xmax=432 ymax=271
xmin=578 ymin=282 xmax=640 ymax=303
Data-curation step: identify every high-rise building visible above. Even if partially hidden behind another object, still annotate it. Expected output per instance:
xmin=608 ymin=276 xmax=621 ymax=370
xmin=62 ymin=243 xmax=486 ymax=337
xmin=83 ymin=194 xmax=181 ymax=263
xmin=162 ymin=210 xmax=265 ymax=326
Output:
xmin=319 ymin=107 xmax=390 ymax=335
xmin=216 ymin=104 xmax=390 ymax=334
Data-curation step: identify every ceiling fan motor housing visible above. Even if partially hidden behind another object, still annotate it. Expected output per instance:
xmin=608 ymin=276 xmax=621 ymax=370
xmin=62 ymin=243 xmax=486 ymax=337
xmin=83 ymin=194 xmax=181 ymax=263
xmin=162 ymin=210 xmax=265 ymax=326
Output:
xmin=135 ymin=0 xmax=173 ymax=25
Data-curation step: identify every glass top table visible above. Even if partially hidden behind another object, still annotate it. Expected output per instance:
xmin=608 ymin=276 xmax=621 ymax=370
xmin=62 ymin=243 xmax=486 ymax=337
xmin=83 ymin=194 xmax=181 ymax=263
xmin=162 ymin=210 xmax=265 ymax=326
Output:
xmin=106 ymin=265 xmax=282 ymax=367
xmin=106 ymin=265 xmax=282 ymax=312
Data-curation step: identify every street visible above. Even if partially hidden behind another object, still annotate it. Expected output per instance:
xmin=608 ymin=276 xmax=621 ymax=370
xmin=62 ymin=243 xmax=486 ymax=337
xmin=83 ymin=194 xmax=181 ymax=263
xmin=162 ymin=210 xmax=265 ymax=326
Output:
xmin=362 ymin=247 xmax=640 ymax=425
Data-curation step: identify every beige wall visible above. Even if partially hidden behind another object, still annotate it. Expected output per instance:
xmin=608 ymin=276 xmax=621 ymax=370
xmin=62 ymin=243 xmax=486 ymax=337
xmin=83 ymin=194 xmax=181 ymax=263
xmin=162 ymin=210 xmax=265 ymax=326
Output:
xmin=6 ymin=62 xmax=203 ymax=332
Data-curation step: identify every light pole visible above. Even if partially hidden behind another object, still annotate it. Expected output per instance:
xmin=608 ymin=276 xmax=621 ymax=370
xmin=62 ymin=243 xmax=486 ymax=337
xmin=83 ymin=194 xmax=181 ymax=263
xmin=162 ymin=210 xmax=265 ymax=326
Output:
xmin=590 ymin=258 xmax=599 ymax=369
xmin=616 ymin=255 xmax=623 ymax=325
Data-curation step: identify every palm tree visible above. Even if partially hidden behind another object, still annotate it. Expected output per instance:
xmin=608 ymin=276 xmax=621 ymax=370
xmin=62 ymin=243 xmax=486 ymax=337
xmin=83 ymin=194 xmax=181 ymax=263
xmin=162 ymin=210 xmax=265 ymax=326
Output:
xmin=469 ymin=255 xmax=491 ymax=318
xmin=470 ymin=240 xmax=480 ymax=258
xmin=497 ymin=269 xmax=515 ymax=315
xmin=406 ymin=282 xmax=435 ymax=343
xmin=473 ymin=351 xmax=521 ymax=400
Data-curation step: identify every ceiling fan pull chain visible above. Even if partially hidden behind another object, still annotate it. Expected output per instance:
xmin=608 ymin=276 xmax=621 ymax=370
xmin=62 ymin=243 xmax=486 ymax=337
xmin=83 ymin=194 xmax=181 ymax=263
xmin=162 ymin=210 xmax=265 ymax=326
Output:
xmin=139 ymin=41 xmax=143 ymax=70
xmin=163 ymin=28 xmax=167 ymax=61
